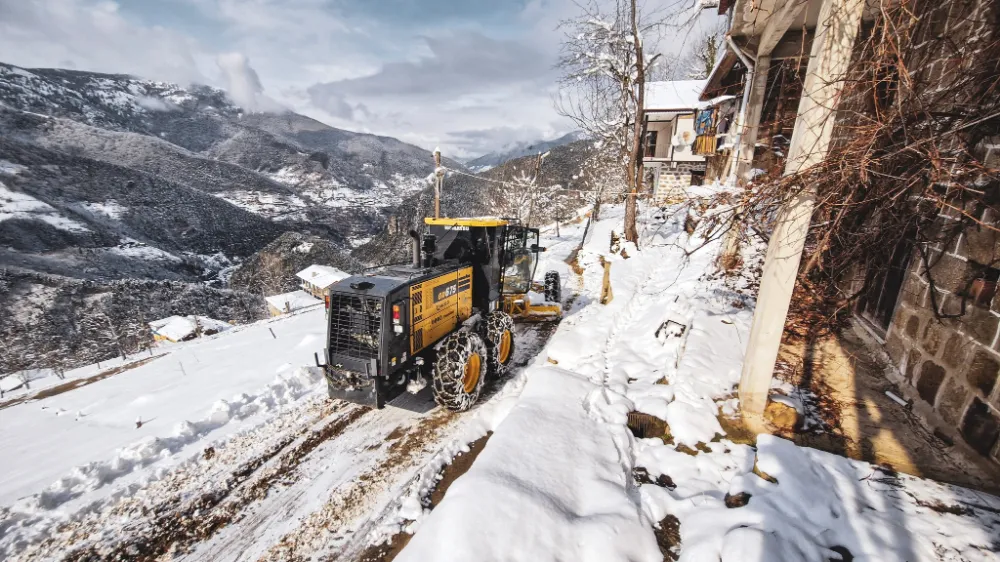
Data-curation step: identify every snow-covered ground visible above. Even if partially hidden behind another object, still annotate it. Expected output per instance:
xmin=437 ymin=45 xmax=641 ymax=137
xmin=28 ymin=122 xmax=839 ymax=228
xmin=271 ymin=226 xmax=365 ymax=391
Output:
xmin=0 ymin=311 xmax=326 ymax=509
xmin=385 ymin=204 xmax=1000 ymax=562
xmin=2 ymin=201 xmax=998 ymax=562
xmin=0 ymin=180 xmax=90 ymax=233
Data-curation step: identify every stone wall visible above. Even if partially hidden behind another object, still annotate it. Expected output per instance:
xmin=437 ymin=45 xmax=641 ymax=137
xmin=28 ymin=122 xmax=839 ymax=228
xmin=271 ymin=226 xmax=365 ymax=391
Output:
xmin=654 ymin=170 xmax=692 ymax=201
xmin=884 ymin=204 xmax=1000 ymax=462
xmin=842 ymin=0 xmax=1000 ymax=462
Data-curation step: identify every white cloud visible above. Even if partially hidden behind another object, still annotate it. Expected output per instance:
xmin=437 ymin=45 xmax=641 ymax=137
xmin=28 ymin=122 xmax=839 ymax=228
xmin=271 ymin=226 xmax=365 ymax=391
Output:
xmin=136 ymin=96 xmax=180 ymax=112
xmin=0 ymin=0 xmax=719 ymax=156
xmin=0 ymin=0 xmax=207 ymax=85
xmin=215 ymin=52 xmax=284 ymax=112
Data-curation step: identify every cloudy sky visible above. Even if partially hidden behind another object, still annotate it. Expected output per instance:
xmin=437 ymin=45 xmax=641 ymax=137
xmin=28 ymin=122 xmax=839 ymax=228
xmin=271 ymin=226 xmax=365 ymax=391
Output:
xmin=0 ymin=0 xmax=719 ymax=158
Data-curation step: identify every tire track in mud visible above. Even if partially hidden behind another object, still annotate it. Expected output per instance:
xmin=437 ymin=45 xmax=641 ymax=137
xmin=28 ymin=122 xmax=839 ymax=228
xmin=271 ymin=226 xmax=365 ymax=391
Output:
xmin=323 ymin=324 xmax=560 ymax=562
xmin=49 ymin=402 xmax=369 ymax=562
xmin=257 ymin=408 xmax=459 ymax=562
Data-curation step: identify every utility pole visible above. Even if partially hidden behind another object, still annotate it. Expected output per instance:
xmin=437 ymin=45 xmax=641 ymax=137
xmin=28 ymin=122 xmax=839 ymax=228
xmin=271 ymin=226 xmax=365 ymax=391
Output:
xmin=433 ymin=148 xmax=444 ymax=219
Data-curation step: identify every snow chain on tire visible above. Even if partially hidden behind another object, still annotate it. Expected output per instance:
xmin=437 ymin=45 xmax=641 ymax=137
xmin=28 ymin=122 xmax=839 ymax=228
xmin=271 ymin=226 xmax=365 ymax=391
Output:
xmin=485 ymin=311 xmax=515 ymax=377
xmin=432 ymin=331 xmax=488 ymax=411
xmin=544 ymin=270 xmax=561 ymax=304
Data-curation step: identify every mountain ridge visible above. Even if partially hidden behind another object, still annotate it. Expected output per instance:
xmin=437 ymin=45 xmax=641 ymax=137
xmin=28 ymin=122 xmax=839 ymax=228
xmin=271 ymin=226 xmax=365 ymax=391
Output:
xmin=464 ymin=130 xmax=588 ymax=172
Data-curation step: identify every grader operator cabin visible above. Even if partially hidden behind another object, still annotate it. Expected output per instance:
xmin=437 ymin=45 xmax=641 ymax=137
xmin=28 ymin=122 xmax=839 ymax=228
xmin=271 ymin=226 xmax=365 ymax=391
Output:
xmin=321 ymin=217 xmax=562 ymax=411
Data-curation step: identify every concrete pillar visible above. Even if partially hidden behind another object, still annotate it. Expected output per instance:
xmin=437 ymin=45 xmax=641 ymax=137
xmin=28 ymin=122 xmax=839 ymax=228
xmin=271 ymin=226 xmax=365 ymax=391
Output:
xmin=739 ymin=0 xmax=866 ymax=417
xmin=718 ymin=54 xmax=772 ymax=270
xmin=734 ymin=55 xmax=772 ymax=183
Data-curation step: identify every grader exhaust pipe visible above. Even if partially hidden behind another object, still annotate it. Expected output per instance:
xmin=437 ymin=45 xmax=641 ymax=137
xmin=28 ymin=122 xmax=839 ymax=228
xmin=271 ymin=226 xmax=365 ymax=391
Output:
xmin=409 ymin=230 xmax=421 ymax=268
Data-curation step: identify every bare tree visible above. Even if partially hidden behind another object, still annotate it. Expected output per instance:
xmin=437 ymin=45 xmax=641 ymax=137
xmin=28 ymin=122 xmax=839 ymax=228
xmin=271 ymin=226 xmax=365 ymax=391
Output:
xmin=247 ymin=253 xmax=288 ymax=297
xmin=488 ymin=153 xmax=564 ymax=227
xmin=683 ymin=22 xmax=726 ymax=79
xmin=557 ymin=0 xmax=666 ymax=243
xmin=80 ymin=311 xmax=149 ymax=360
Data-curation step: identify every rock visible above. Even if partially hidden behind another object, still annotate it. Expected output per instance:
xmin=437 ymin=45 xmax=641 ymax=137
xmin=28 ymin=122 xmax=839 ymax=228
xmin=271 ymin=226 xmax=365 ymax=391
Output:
xmin=656 ymin=474 xmax=677 ymax=490
xmin=724 ymin=491 xmax=752 ymax=508
xmin=764 ymin=399 xmax=802 ymax=433
xmin=632 ymin=467 xmax=677 ymax=490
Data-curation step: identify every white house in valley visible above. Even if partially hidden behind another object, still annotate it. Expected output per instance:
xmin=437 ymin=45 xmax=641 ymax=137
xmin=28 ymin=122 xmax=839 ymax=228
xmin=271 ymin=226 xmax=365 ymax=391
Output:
xmin=265 ymin=290 xmax=321 ymax=317
xmin=642 ymin=80 xmax=709 ymax=200
xmin=295 ymin=264 xmax=349 ymax=299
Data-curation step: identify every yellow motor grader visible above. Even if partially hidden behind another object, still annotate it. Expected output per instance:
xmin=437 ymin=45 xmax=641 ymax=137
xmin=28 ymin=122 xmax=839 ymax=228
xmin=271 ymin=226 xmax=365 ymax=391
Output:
xmin=321 ymin=217 xmax=561 ymax=411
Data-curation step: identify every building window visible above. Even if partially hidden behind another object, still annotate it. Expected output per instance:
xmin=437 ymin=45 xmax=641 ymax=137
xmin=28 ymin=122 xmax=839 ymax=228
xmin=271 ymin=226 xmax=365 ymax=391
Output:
xmin=644 ymin=131 xmax=658 ymax=158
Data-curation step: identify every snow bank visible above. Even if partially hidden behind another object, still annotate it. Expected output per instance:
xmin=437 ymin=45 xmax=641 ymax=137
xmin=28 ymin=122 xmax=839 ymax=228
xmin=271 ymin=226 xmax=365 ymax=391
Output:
xmin=639 ymin=433 xmax=1000 ymax=562
xmin=8 ymin=366 xmax=324 ymax=517
xmin=0 ymin=308 xmax=329 ymax=506
xmin=396 ymin=366 xmax=661 ymax=562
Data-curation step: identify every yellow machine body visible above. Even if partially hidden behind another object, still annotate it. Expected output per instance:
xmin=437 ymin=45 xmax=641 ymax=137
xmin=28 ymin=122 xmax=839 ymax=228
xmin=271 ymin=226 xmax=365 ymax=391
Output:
xmin=424 ymin=217 xmax=509 ymax=228
xmin=409 ymin=266 xmax=474 ymax=354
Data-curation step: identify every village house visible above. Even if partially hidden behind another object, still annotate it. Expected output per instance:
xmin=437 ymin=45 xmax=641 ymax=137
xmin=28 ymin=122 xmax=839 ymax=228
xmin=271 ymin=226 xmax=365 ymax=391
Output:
xmin=296 ymin=265 xmax=349 ymax=299
xmin=641 ymin=80 xmax=709 ymax=200
xmin=713 ymin=0 xmax=1000 ymax=465
xmin=149 ymin=315 xmax=231 ymax=343
xmin=265 ymin=290 xmax=321 ymax=317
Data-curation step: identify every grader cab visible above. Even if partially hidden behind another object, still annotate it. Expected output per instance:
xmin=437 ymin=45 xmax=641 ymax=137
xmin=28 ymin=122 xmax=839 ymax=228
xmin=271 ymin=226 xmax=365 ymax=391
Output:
xmin=321 ymin=217 xmax=561 ymax=411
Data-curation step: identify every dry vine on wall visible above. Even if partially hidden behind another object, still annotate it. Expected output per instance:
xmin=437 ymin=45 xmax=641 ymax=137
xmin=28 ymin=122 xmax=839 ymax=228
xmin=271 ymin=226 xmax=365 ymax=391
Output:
xmin=734 ymin=0 xmax=1000 ymax=336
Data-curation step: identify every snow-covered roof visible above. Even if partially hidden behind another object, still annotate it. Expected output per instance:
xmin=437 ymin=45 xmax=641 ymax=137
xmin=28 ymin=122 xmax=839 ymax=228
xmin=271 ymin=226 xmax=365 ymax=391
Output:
xmin=265 ymin=290 xmax=321 ymax=314
xmin=645 ymin=80 xmax=708 ymax=111
xmin=149 ymin=315 xmax=231 ymax=341
xmin=295 ymin=265 xmax=349 ymax=289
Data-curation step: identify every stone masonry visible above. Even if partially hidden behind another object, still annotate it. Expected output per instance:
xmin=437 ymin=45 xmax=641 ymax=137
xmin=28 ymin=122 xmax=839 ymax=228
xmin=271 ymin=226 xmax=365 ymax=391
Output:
xmin=855 ymin=0 xmax=1000 ymax=463
xmin=885 ymin=203 xmax=1000 ymax=462
xmin=654 ymin=170 xmax=692 ymax=201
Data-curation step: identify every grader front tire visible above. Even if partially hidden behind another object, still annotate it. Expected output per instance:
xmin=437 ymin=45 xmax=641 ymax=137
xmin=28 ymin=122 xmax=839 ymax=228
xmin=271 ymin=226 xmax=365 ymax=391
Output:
xmin=485 ymin=311 xmax=515 ymax=377
xmin=432 ymin=331 xmax=488 ymax=411
xmin=544 ymin=271 xmax=561 ymax=304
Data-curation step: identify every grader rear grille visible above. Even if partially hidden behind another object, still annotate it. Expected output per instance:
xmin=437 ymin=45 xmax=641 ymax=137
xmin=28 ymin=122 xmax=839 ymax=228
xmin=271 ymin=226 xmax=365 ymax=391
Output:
xmin=328 ymin=293 xmax=383 ymax=360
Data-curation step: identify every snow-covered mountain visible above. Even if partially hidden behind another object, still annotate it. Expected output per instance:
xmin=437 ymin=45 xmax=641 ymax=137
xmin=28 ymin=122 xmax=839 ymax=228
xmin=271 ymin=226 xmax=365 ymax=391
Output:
xmin=0 ymin=62 xmax=455 ymax=273
xmin=0 ymin=61 xmax=459 ymax=371
xmin=463 ymin=131 xmax=588 ymax=172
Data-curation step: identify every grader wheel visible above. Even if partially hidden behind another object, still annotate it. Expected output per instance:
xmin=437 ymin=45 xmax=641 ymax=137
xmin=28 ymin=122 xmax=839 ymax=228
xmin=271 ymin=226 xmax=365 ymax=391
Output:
xmin=485 ymin=311 xmax=515 ymax=376
xmin=544 ymin=271 xmax=561 ymax=304
xmin=432 ymin=331 xmax=488 ymax=411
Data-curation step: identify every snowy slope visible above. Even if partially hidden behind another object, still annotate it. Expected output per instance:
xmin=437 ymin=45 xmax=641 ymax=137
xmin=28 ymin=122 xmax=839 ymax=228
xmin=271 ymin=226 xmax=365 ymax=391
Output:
xmin=0 ymin=61 xmax=457 ymax=256
xmin=0 ymin=309 xmax=327 ymax=507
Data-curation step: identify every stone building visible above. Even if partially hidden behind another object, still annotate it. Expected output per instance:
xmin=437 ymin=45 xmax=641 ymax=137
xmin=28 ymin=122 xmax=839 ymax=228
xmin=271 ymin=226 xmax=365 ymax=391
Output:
xmin=880 ymin=201 xmax=1000 ymax=460
xmin=844 ymin=0 xmax=1000 ymax=462
xmin=641 ymin=80 xmax=708 ymax=200
xmin=710 ymin=0 xmax=1000 ymax=462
